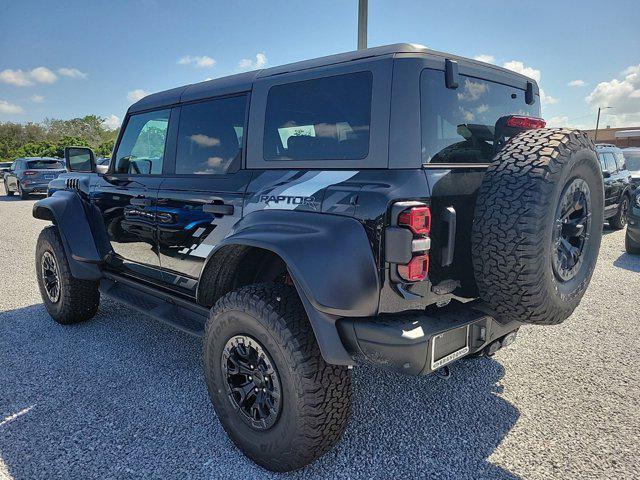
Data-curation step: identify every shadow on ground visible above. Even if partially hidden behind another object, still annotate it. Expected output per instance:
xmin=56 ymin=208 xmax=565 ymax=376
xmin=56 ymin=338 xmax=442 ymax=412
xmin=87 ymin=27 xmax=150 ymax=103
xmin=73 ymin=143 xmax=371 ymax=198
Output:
xmin=613 ymin=251 xmax=640 ymax=272
xmin=0 ymin=301 xmax=520 ymax=479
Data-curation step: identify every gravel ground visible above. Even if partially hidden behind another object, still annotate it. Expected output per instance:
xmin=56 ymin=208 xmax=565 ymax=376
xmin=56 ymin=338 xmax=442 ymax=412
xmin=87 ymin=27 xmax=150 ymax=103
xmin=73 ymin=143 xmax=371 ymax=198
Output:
xmin=1 ymin=194 xmax=639 ymax=480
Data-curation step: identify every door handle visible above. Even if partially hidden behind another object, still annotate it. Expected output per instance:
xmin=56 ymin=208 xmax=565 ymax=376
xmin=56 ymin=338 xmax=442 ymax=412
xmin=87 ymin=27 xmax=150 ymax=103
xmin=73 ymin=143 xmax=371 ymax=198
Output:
xmin=203 ymin=203 xmax=234 ymax=215
xmin=130 ymin=197 xmax=152 ymax=206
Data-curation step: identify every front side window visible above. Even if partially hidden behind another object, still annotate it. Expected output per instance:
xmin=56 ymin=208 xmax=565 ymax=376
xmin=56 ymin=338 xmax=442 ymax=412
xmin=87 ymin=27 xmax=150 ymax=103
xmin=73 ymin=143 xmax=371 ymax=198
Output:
xmin=263 ymin=72 xmax=373 ymax=161
xmin=115 ymin=109 xmax=170 ymax=175
xmin=421 ymin=69 xmax=540 ymax=164
xmin=614 ymin=152 xmax=626 ymax=170
xmin=175 ymin=95 xmax=246 ymax=175
xmin=624 ymin=151 xmax=640 ymax=171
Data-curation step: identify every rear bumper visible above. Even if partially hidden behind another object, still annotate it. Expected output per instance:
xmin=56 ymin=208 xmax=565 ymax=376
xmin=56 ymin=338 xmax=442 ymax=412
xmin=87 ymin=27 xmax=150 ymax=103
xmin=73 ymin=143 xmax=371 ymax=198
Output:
xmin=337 ymin=301 xmax=520 ymax=375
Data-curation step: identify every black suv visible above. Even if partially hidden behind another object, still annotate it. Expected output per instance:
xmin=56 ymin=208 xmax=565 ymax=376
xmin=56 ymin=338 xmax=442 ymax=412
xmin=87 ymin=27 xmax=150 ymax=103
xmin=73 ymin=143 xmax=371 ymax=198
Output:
xmin=32 ymin=44 xmax=604 ymax=472
xmin=596 ymin=144 xmax=633 ymax=229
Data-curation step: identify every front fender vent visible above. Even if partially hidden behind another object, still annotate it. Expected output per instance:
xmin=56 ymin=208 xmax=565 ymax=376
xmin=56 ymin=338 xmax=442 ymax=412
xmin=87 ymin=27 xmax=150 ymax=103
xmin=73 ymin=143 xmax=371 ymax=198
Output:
xmin=65 ymin=178 xmax=80 ymax=190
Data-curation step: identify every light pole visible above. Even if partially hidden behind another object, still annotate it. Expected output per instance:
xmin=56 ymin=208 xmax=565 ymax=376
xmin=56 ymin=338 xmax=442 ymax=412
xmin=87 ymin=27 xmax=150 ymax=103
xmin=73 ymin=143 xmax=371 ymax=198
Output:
xmin=594 ymin=106 xmax=612 ymax=143
xmin=358 ymin=0 xmax=368 ymax=50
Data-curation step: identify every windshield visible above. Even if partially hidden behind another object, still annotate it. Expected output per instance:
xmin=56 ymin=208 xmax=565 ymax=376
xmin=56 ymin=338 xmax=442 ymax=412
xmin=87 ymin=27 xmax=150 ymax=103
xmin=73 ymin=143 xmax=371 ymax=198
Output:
xmin=27 ymin=160 xmax=64 ymax=169
xmin=624 ymin=151 xmax=640 ymax=171
xmin=421 ymin=68 xmax=540 ymax=164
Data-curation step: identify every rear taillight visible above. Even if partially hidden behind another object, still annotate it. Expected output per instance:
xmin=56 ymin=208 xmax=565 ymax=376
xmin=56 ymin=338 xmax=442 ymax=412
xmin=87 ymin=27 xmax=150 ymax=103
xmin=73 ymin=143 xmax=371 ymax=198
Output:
xmin=390 ymin=203 xmax=431 ymax=282
xmin=24 ymin=170 xmax=37 ymax=176
xmin=506 ymin=116 xmax=546 ymax=129
xmin=397 ymin=254 xmax=429 ymax=282
xmin=398 ymin=206 xmax=431 ymax=235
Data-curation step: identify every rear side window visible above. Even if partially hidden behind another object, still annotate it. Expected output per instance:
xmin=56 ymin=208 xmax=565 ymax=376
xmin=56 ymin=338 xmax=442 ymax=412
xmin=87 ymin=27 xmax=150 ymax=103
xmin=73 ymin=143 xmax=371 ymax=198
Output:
xmin=421 ymin=69 xmax=540 ymax=164
xmin=175 ymin=95 xmax=246 ymax=175
xmin=263 ymin=72 xmax=372 ymax=161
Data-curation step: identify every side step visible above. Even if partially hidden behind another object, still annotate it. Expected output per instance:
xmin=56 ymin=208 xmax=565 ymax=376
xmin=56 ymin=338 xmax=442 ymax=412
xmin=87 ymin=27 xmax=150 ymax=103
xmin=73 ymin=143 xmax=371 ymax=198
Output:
xmin=99 ymin=274 xmax=209 ymax=337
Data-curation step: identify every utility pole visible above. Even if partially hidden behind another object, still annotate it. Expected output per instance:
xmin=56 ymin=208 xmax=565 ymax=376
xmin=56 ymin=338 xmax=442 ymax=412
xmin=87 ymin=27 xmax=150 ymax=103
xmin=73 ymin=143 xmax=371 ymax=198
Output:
xmin=358 ymin=0 xmax=368 ymax=50
xmin=594 ymin=106 xmax=611 ymax=143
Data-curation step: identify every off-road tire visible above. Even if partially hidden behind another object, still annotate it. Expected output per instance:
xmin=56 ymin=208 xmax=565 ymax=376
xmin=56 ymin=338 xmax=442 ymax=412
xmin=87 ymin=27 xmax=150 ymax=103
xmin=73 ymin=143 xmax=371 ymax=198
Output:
xmin=609 ymin=195 xmax=629 ymax=230
xmin=18 ymin=182 xmax=29 ymax=199
xmin=36 ymin=226 xmax=100 ymax=324
xmin=4 ymin=181 xmax=14 ymax=196
xmin=203 ymin=283 xmax=351 ymax=472
xmin=472 ymin=128 xmax=603 ymax=325
xmin=626 ymin=230 xmax=640 ymax=255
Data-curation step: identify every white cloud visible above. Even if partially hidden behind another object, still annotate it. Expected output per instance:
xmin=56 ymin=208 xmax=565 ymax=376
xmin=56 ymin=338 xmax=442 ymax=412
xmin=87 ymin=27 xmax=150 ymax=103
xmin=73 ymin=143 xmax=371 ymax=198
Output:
xmin=502 ymin=60 xmax=541 ymax=83
xmin=568 ymin=79 xmax=586 ymax=87
xmin=29 ymin=95 xmax=44 ymax=103
xmin=547 ymin=115 xmax=569 ymax=127
xmin=0 ymin=67 xmax=57 ymax=86
xmin=127 ymin=89 xmax=148 ymax=103
xmin=58 ymin=67 xmax=88 ymax=79
xmin=238 ymin=53 xmax=268 ymax=71
xmin=474 ymin=54 xmax=495 ymax=64
xmin=0 ymin=69 xmax=33 ymax=86
xmin=204 ymin=77 xmax=214 ymax=81
xmin=540 ymin=90 xmax=558 ymax=105
xmin=0 ymin=100 xmax=24 ymax=114
xmin=103 ymin=114 xmax=120 ymax=130
xmin=29 ymin=67 xmax=57 ymax=84
xmin=178 ymin=55 xmax=216 ymax=68
xmin=585 ymin=64 xmax=640 ymax=126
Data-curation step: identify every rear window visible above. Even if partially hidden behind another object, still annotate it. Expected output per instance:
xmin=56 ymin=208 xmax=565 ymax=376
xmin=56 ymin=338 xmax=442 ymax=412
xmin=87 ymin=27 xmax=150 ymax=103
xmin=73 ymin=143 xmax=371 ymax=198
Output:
xmin=623 ymin=151 xmax=640 ymax=171
xmin=420 ymin=69 xmax=540 ymax=164
xmin=27 ymin=160 xmax=64 ymax=169
xmin=263 ymin=72 xmax=372 ymax=161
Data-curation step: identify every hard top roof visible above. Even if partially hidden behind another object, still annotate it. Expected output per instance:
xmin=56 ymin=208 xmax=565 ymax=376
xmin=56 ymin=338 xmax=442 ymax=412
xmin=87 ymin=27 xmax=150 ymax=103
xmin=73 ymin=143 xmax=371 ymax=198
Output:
xmin=129 ymin=42 xmax=538 ymax=113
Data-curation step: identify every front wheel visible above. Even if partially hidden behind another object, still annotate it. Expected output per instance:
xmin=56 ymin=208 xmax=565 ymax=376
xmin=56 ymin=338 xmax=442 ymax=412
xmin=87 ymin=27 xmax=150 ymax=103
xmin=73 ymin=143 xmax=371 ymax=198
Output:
xmin=36 ymin=226 xmax=100 ymax=324
xmin=203 ymin=283 xmax=352 ymax=472
xmin=626 ymin=230 xmax=640 ymax=255
xmin=609 ymin=196 xmax=629 ymax=230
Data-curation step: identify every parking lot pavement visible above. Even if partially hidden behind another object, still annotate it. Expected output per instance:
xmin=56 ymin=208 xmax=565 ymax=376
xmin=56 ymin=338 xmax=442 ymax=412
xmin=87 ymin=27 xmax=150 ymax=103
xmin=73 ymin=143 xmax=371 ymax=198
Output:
xmin=0 ymin=194 xmax=639 ymax=480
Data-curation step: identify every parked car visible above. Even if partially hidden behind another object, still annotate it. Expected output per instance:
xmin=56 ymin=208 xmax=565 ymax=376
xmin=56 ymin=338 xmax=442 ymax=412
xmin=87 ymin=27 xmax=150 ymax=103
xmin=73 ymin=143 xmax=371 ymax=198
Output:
xmin=32 ymin=43 xmax=604 ymax=472
xmin=623 ymin=147 xmax=640 ymax=190
xmin=626 ymin=186 xmax=640 ymax=254
xmin=596 ymin=144 xmax=633 ymax=229
xmin=4 ymin=157 xmax=66 ymax=199
xmin=95 ymin=157 xmax=111 ymax=174
xmin=0 ymin=161 xmax=12 ymax=174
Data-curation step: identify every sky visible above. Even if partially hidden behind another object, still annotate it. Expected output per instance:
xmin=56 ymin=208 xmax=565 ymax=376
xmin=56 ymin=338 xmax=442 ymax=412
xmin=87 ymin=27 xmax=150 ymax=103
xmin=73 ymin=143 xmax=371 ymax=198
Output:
xmin=1 ymin=0 xmax=639 ymax=131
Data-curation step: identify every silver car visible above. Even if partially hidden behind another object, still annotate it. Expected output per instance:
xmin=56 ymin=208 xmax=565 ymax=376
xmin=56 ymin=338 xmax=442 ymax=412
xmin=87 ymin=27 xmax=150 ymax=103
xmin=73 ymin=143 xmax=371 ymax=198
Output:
xmin=4 ymin=157 xmax=66 ymax=199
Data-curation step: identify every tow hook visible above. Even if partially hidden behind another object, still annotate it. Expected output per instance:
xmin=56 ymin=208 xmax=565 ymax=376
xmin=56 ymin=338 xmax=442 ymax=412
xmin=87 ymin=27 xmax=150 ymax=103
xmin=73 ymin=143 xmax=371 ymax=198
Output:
xmin=435 ymin=365 xmax=451 ymax=379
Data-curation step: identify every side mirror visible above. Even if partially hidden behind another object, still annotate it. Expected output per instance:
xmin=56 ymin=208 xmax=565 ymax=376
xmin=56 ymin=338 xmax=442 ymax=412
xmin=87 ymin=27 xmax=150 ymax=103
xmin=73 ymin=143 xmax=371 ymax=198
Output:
xmin=64 ymin=146 xmax=96 ymax=173
xmin=602 ymin=171 xmax=612 ymax=179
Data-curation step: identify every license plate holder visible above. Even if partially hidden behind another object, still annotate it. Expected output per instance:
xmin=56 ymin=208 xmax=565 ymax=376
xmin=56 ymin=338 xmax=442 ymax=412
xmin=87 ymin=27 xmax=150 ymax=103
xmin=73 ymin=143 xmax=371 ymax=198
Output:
xmin=44 ymin=175 xmax=55 ymax=180
xmin=430 ymin=325 xmax=470 ymax=370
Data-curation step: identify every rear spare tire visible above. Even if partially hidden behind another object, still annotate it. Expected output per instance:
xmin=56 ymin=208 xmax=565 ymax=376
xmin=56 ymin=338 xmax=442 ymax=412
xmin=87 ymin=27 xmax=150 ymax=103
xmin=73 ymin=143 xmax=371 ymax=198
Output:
xmin=472 ymin=128 xmax=603 ymax=325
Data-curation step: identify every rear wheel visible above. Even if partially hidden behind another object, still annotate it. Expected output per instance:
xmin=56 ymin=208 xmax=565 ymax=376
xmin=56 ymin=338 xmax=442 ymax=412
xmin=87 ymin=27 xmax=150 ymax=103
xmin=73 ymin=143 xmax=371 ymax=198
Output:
xmin=609 ymin=195 xmax=629 ymax=230
xmin=203 ymin=283 xmax=351 ymax=472
xmin=18 ymin=182 xmax=29 ymax=199
xmin=472 ymin=128 xmax=603 ymax=325
xmin=36 ymin=226 xmax=100 ymax=324
xmin=626 ymin=230 xmax=640 ymax=255
xmin=4 ymin=180 xmax=14 ymax=196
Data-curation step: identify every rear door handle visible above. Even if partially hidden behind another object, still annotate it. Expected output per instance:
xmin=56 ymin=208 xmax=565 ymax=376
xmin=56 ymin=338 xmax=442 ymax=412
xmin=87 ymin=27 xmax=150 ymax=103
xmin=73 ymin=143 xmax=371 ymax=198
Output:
xmin=130 ymin=197 xmax=152 ymax=206
xmin=203 ymin=203 xmax=234 ymax=215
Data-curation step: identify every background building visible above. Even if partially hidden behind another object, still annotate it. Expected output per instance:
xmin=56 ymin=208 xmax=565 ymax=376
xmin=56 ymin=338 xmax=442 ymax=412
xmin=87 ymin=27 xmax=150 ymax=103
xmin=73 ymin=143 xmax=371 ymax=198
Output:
xmin=583 ymin=126 xmax=640 ymax=147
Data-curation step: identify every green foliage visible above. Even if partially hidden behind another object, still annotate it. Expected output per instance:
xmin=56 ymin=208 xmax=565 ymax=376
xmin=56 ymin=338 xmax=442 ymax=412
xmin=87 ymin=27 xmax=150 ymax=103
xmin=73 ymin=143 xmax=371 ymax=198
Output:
xmin=0 ymin=115 xmax=119 ymax=162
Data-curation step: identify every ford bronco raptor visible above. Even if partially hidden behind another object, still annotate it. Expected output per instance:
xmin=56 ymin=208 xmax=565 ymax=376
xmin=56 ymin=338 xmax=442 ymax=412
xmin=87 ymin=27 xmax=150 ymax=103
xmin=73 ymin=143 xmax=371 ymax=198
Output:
xmin=32 ymin=44 xmax=603 ymax=472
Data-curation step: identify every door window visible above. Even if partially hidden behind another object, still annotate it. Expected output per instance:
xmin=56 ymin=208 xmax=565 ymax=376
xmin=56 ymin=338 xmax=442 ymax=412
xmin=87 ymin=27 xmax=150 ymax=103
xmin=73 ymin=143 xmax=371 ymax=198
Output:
xmin=114 ymin=109 xmax=170 ymax=175
xmin=263 ymin=72 xmax=373 ymax=161
xmin=603 ymin=152 xmax=618 ymax=173
xmin=175 ymin=95 xmax=247 ymax=174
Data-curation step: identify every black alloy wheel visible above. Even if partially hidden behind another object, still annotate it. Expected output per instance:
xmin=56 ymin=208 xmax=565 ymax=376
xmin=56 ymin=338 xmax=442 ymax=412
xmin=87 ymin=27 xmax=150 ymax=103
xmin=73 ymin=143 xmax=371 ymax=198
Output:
xmin=552 ymin=178 xmax=592 ymax=282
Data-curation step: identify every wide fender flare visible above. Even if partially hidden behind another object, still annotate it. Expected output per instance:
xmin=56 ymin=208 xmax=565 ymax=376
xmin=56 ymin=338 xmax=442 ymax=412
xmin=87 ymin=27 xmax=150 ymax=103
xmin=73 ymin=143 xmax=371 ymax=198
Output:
xmin=205 ymin=210 xmax=381 ymax=365
xmin=32 ymin=190 xmax=102 ymax=280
